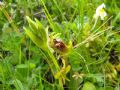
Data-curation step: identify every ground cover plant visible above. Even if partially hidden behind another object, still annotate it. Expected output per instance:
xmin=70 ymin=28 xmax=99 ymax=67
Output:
xmin=0 ymin=0 xmax=120 ymax=90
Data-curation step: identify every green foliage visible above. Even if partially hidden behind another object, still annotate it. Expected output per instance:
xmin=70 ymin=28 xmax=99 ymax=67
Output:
xmin=0 ymin=0 xmax=120 ymax=90
xmin=24 ymin=16 xmax=48 ymax=50
xmin=82 ymin=82 xmax=96 ymax=90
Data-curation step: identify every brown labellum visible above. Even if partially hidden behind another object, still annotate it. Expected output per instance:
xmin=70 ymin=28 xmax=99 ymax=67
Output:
xmin=53 ymin=39 xmax=67 ymax=52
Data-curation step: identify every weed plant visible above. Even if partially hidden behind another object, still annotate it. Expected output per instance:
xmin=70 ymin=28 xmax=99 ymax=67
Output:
xmin=0 ymin=0 xmax=120 ymax=90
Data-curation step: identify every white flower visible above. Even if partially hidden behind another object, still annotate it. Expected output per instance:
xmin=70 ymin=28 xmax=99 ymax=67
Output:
xmin=94 ymin=3 xmax=107 ymax=20
xmin=0 ymin=1 xmax=4 ymax=6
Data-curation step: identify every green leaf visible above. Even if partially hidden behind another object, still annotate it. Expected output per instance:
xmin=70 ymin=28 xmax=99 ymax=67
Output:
xmin=26 ymin=16 xmax=38 ymax=35
xmin=24 ymin=16 xmax=49 ymax=51
xmin=16 ymin=64 xmax=28 ymax=79
xmin=24 ymin=27 xmax=46 ymax=50
xmin=82 ymin=82 xmax=96 ymax=90
xmin=35 ymin=18 xmax=48 ymax=42
xmin=13 ymin=79 xmax=24 ymax=90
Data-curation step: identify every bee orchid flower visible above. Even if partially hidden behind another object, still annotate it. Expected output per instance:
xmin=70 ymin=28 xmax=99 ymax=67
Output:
xmin=94 ymin=3 xmax=107 ymax=20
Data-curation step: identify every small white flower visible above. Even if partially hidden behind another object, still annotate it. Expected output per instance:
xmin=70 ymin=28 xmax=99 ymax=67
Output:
xmin=94 ymin=3 xmax=107 ymax=20
xmin=0 ymin=1 xmax=4 ymax=6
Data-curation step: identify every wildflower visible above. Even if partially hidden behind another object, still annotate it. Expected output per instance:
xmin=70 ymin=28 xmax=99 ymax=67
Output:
xmin=50 ymin=37 xmax=72 ymax=55
xmin=0 ymin=1 xmax=4 ymax=6
xmin=94 ymin=3 xmax=107 ymax=20
xmin=72 ymin=72 xmax=85 ymax=80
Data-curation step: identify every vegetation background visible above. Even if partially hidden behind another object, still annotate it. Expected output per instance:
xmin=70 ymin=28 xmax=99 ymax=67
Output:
xmin=0 ymin=0 xmax=120 ymax=90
